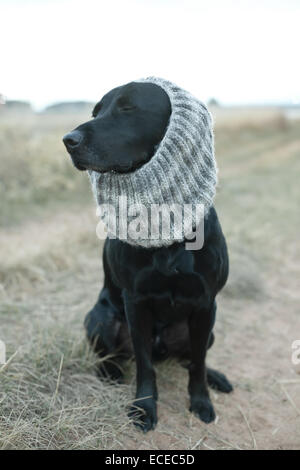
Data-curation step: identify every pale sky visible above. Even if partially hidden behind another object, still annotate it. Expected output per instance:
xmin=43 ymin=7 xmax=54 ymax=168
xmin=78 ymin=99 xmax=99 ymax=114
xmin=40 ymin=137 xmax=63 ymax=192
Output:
xmin=1 ymin=0 xmax=300 ymax=110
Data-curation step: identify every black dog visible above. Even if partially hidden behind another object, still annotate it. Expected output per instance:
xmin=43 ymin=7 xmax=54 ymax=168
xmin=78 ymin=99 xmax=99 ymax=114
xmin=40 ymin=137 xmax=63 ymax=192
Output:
xmin=63 ymin=81 xmax=233 ymax=432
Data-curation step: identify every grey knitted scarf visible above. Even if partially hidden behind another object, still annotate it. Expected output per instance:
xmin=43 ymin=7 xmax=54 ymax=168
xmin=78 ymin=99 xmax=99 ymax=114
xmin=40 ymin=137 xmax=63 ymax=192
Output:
xmin=89 ymin=77 xmax=217 ymax=248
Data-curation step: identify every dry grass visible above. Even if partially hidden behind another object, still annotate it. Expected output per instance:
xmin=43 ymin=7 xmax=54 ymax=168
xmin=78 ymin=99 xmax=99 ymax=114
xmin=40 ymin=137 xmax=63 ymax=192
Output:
xmin=0 ymin=113 xmax=92 ymax=226
xmin=0 ymin=312 xmax=135 ymax=450
xmin=0 ymin=108 xmax=299 ymax=449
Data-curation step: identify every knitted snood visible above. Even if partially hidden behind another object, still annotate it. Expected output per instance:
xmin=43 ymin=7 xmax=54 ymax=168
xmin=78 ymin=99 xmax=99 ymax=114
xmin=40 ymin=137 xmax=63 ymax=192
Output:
xmin=88 ymin=77 xmax=217 ymax=248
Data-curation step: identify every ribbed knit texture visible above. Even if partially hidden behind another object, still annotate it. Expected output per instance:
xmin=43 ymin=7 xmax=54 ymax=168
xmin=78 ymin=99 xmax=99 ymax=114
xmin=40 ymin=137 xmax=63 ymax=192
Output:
xmin=89 ymin=77 xmax=217 ymax=248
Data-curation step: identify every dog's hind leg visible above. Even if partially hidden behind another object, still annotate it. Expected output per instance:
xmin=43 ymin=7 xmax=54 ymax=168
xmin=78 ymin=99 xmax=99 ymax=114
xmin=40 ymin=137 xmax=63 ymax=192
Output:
xmin=84 ymin=285 xmax=127 ymax=381
xmin=206 ymin=324 xmax=233 ymax=393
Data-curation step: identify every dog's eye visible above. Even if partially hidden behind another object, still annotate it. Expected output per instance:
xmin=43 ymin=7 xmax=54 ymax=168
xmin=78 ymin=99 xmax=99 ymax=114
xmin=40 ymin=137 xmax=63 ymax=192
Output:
xmin=120 ymin=106 xmax=135 ymax=112
xmin=116 ymin=98 xmax=135 ymax=112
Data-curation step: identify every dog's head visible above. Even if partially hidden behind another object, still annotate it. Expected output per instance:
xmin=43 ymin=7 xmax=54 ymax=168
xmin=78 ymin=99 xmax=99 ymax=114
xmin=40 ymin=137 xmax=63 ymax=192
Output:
xmin=63 ymin=82 xmax=171 ymax=173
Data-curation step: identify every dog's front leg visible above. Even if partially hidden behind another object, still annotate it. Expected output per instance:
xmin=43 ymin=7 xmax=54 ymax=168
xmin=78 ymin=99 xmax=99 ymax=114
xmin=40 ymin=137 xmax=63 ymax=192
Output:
xmin=188 ymin=302 xmax=216 ymax=423
xmin=123 ymin=291 xmax=157 ymax=432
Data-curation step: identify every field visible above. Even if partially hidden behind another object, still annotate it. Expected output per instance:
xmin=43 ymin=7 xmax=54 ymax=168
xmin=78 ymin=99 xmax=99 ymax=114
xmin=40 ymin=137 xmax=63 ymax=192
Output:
xmin=0 ymin=108 xmax=299 ymax=450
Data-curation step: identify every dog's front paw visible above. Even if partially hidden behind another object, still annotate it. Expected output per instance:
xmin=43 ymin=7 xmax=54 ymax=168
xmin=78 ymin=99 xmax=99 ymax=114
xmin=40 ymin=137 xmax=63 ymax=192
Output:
xmin=190 ymin=396 xmax=216 ymax=423
xmin=128 ymin=398 xmax=157 ymax=432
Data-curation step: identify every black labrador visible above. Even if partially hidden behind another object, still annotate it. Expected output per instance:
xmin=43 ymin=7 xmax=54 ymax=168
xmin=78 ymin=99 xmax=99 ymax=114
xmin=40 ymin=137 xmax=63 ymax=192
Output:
xmin=63 ymin=81 xmax=233 ymax=432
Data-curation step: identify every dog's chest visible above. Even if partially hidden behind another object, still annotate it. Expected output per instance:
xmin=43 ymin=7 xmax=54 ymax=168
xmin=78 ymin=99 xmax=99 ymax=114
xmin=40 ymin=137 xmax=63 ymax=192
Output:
xmin=152 ymin=293 xmax=195 ymax=323
xmin=133 ymin=268 xmax=206 ymax=317
xmin=107 ymin=239 xmax=208 ymax=317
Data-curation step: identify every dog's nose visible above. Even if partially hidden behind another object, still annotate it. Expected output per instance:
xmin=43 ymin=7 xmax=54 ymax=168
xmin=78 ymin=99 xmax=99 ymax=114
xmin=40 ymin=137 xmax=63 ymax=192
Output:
xmin=63 ymin=131 xmax=83 ymax=150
